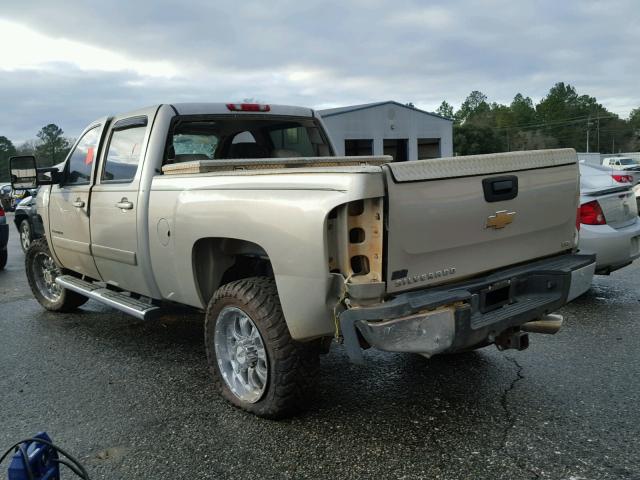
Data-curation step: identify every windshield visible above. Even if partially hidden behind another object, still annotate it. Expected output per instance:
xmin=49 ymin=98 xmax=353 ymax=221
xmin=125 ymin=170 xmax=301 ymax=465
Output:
xmin=618 ymin=158 xmax=637 ymax=165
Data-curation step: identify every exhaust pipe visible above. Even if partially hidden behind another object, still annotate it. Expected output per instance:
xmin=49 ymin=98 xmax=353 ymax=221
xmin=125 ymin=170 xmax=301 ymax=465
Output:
xmin=520 ymin=314 xmax=563 ymax=335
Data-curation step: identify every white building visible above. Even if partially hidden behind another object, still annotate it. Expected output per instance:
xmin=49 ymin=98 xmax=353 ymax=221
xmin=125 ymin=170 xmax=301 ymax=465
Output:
xmin=318 ymin=101 xmax=453 ymax=161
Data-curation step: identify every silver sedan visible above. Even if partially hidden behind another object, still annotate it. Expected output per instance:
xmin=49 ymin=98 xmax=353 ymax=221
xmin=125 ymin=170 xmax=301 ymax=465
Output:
xmin=578 ymin=163 xmax=640 ymax=274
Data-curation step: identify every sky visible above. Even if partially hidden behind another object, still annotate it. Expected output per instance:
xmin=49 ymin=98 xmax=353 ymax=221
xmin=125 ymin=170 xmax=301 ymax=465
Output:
xmin=0 ymin=0 xmax=637 ymax=143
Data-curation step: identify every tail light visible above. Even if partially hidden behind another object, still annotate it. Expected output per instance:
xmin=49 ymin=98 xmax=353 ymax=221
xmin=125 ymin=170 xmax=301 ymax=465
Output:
xmin=0 ymin=207 xmax=4 ymax=216
xmin=226 ymin=103 xmax=271 ymax=112
xmin=612 ymin=174 xmax=633 ymax=183
xmin=580 ymin=200 xmax=606 ymax=225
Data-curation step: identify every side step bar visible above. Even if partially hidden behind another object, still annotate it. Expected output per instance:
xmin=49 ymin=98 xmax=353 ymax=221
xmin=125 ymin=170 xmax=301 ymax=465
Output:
xmin=56 ymin=275 xmax=161 ymax=320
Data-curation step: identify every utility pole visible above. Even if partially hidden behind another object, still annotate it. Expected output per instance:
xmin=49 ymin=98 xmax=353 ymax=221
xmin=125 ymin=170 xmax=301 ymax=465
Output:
xmin=586 ymin=115 xmax=590 ymax=153
xmin=597 ymin=112 xmax=600 ymax=152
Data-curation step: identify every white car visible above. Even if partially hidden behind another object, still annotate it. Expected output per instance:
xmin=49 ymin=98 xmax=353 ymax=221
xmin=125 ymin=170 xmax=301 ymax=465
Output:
xmin=601 ymin=157 xmax=640 ymax=206
xmin=602 ymin=156 xmax=640 ymax=170
xmin=579 ymin=163 xmax=640 ymax=274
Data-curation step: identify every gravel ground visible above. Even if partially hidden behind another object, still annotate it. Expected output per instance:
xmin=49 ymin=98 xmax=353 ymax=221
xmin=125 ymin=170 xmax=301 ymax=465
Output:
xmin=1 ymin=213 xmax=639 ymax=479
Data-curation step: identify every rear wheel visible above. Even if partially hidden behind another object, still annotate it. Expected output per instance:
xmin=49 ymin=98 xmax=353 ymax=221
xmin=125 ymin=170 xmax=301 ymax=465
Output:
xmin=205 ymin=277 xmax=320 ymax=418
xmin=19 ymin=219 xmax=32 ymax=252
xmin=0 ymin=248 xmax=6 ymax=270
xmin=25 ymin=238 xmax=88 ymax=312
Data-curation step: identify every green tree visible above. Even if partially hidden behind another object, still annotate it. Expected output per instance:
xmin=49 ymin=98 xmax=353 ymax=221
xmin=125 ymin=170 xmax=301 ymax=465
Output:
xmin=535 ymin=82 xmax=612 ymax=151
xmin=455 ymin=91 xmax=490 ymax=124
xmin=536 ymin=82 xmax=579 ymax=121
xmin=16 ymin=141 xmax=36 ymax=156
xmin=629 ymin=108 xmax=640 ymax=150
xmin=0 ymin=136 xmax=17 ymax=183
xmin=436 ymin=101 xmax=454 ymax=119
xmin=35 ymin=124 xmax=71 ymax=167
xmin=630 ymin=108 xmax=640 ymax=129
xmin=510 ymin=94 xmax=537 ymax=126
xmin=449 ymin=83 xmax=639 ymax=155
xmin=453 ymin=124 xmax=505 ymax=155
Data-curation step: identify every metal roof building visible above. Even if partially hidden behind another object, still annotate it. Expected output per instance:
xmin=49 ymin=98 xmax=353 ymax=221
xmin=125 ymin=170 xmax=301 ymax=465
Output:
xmin=317 ymin=101 xmax=453 ymax=162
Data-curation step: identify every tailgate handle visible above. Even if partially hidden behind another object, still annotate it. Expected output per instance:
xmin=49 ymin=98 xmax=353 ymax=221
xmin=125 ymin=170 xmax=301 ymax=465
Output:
xmin=483 ymin=175 xmax=518 ymax=202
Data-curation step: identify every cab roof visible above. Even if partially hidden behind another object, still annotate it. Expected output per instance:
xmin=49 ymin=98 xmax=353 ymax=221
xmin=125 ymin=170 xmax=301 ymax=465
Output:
xmin=170 ymin=103 xmax=315 ymax=117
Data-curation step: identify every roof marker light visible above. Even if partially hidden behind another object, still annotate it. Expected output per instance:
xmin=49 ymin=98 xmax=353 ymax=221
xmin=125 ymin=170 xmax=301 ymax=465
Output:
xmin=226 ymin=103 xmax=271 ymax=112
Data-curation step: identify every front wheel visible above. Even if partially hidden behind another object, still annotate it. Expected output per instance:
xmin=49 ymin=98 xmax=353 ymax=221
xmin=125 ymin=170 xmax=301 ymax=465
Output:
xmin=19 ymin=219 xmax=32 ymax=252
xmin=25 ymin=238 xmax=88 ymax=312
xmin=205 ymin=277 xmax=320 ymax=418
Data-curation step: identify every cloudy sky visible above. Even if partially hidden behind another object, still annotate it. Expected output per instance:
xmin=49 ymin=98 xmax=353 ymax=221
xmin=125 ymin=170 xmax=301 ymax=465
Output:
xmin=0 ymin=0 xmax=637 ymax=142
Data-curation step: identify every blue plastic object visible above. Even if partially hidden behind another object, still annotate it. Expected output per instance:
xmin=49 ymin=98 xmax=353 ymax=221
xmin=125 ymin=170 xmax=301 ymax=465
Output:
xmin=7 ymin=432 xmax=60 ymax=480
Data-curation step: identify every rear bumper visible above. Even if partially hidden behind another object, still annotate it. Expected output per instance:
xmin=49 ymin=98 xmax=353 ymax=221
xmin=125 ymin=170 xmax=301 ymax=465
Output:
xmin=0 ymin=224 xmax=8 ymax=250
xmin=339 ymin=253 xmax=595 ymax=363
xmin=578 ymin=221 xmax=640 ymax=274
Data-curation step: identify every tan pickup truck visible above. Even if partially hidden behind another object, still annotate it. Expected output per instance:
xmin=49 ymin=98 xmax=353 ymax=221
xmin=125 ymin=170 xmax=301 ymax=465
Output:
xmin=10 ymin=102 xmax=595 ymax=418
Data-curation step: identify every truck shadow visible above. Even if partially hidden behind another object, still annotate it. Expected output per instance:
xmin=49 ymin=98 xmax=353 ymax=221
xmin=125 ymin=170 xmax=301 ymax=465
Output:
xmin=36 ymin=300 xmax=537 ymax=441
xmin=311 ymin=345 xmax=505 ymax=414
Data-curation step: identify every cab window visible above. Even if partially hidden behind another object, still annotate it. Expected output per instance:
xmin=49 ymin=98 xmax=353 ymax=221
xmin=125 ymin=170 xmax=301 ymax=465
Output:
xmin=65 ymin=126 xmax=100 ymax=185
xmin=173 ymin=132 xmax=218 ymax=160
xmin=161 ymin=119 xmax=220 ymax=166
xmin=164 ymin=118 xmax=331 ymax=167
xmin=269 ymin=126 xmax=317 ymax=157
xmin=102 ymin=124 xmax=147 ymax=183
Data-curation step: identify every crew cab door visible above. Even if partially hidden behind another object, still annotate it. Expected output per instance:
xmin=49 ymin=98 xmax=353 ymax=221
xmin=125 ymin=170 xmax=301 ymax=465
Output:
xmin=90 ymin=113 xmax=153 ymax=295
xmin=48 ymin=122 xmax=106 ymax=278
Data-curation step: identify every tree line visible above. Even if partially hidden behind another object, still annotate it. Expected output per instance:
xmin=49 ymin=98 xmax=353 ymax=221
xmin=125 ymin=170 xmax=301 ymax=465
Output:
xmin=1 ymin=81 xmax=640 ymax=184
xmin=0 ymin=124 xmax=73 ymax=183
xmin=436 ymin=82 xmax=640 ymax=156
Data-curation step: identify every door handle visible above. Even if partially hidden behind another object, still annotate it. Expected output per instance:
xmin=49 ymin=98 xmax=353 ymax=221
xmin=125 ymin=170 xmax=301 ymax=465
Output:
xmin=115 ymin=198 xmax=134 ymax=210
xmin=72 ymin=198 xmax=85 ymax=208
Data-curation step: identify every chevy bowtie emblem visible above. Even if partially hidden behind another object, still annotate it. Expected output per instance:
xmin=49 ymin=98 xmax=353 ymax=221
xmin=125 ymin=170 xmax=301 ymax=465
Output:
xmin=486 ymin=210 xmax=516 ymax=229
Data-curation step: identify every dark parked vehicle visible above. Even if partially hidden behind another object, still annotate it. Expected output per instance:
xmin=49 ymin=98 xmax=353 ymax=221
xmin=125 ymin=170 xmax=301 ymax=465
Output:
xmin=0 ymin=204 xmax=8 ymax=269
xmin=13 ymin=189 xmax=43 ymax=252
xmin=0 ymin=184 xmax=12 ymax=212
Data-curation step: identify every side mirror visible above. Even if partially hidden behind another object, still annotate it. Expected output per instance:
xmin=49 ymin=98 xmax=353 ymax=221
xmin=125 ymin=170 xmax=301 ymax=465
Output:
xmin=9 ymin=155 xmax=38 ymax=189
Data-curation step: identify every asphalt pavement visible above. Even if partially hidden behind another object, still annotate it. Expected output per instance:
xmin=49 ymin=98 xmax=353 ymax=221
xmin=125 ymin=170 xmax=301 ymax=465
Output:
xmin=1 ymin=212 xmax=639 ymax=479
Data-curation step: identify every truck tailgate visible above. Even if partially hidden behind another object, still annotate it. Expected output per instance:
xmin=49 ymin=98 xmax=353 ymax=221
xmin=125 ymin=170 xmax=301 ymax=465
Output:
xmin=384 ymin=149 xmax=579 ymax=293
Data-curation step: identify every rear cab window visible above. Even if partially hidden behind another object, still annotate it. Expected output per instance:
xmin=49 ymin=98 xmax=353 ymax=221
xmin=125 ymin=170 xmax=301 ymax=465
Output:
xmin=163 ymin=116 xmax=332 ymax=167
xmin=169 ymin=121 xmax=219 ymax=162
xmin=269 ymin=126 xmax=317 ymax=157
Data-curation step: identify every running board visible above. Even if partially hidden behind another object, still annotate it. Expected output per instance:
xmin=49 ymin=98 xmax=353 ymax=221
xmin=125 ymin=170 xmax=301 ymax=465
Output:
xmin=55 ymin=275 xmax=161 ymax=320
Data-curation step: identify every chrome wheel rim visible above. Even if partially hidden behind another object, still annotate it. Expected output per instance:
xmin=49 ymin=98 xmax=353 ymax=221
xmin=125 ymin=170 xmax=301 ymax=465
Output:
xmin=32 ymin=251 xmax=62 ymax=302
xmin=20 ymin=222 xmax=30 ymax=250
xmin=214 ymin=306 xmax=268 ymax=403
